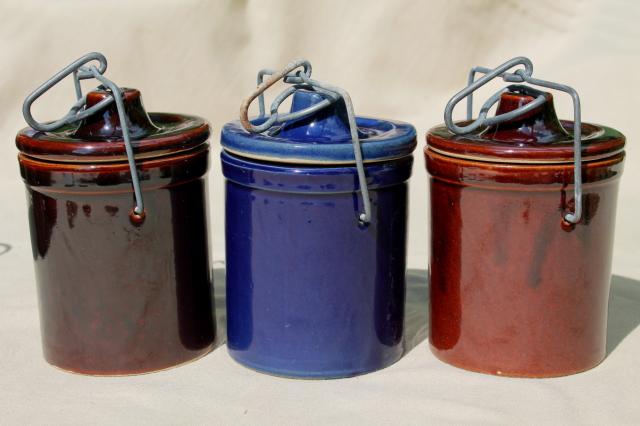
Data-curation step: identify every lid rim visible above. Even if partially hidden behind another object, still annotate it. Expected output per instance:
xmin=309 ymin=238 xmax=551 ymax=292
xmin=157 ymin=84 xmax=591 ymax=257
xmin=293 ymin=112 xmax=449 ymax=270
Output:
xmin=16 ymin=112 xmax=210 ymax=161
xmin=19 ymin=141 xmax=209 ymax=164
xmin=18 ymin=143 xmax=209 ymax=173
xmin=223 ymin=146 xmax=415 ymax=165
xmin=427 ymin=119 xmax=625 ymax=164
xmin=221 ymin=116 xmax=417 ymax=164
xmin=425 ymin=145 xmax=625 ymax=165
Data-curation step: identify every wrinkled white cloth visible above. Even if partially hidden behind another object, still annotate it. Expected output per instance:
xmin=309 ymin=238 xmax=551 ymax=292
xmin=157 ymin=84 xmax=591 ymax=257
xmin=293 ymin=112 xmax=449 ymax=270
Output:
xmin=0 ymin=0 xmax=639 ymax=424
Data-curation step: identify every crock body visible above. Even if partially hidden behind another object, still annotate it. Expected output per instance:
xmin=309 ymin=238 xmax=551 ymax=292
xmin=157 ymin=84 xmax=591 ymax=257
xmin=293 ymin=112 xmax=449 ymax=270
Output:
xmin=426 ymin=149 xmax=624 ymax=377
xmin=222 ymin=152 xmax=412 ymax=378
xmin=19 ymin=146 xmax=215 ymax=375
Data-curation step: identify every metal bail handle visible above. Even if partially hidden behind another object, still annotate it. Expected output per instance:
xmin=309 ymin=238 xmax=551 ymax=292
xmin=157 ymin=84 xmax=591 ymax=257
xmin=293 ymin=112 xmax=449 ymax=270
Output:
xmin=239 ymin=59 xmax=372 ymax=224
xmin=22 ymin=52 xmax=145 ymax=222
xmin=443 ymin=56 xmax=583 ymax=225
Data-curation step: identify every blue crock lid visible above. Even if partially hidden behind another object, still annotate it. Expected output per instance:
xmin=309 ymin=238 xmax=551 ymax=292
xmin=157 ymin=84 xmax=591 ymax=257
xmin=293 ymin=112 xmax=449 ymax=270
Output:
xmin=221 ymin=90 xmax=416 ymax=164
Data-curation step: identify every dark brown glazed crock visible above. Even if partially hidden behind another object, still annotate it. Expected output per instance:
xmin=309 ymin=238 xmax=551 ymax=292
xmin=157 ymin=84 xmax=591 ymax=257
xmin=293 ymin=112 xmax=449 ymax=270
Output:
xmin=16 ymin=89 xmax=215 ymax=375
xmin=426 ymin=87 xmax=625 ymax=377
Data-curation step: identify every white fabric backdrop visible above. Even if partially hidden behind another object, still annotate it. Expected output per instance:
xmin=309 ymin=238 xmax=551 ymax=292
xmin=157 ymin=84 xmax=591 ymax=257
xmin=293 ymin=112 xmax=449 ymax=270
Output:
xmin=0 ymin=0 xmax=639 ymax=424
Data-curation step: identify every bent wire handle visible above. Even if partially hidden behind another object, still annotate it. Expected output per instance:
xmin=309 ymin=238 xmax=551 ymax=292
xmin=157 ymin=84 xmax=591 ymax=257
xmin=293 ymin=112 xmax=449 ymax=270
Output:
xmin=242 ymin=60 xmax=341 ymax=134
xmin=238 ymin=59 xmax=372 ymax=223
xmin=444 ymin=57 xmax=546 ymax=135
xmin=23 ymin=52 xmax=112 ymax=132
xmin=526 ymin=76 xmax=582 ymax=224
xmin=239 ymin=59 xmax=313 ymax=132
xmin=21 ymin=52 xmax=145 ymax=217
xmin=89 ymin=67 xmax=145 ymax=216
xmin=253 ymin=67 xmax=338 ymax=133
xmin=256 ymin=67 xmax=318 ymax=117
xmin=297 ymin=72 xmax=371 ymax=224
xmin=444 ymin=56 xmax=583 ymax=224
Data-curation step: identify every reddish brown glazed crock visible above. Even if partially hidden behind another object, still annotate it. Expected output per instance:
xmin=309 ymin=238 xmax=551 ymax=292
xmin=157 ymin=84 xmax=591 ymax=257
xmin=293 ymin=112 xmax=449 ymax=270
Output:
xmin=426 ymin=87 xmax=625 ymax=377
xmin=16 ymin=89 xmax=216 ymax=375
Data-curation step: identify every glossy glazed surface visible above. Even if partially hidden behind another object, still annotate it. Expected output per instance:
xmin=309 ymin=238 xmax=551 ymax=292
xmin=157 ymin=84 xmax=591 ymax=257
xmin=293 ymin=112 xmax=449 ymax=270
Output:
xmin=221 ymin=90 xmax=416 ymax=164
xmin=16 ymin=89 xmax=210 ymax=162
xmin=16 ymin=88 xmax=215 ymax=375
xmin=19 ymin=147 xmax=215 ymax=375
xmin=425 ymin=89 xmax=626 ymax=377
xmin=428 ymin=86 xmax=625 ymax=163
xmin=222 ymin=151 xmax=412 ymax=378
xmin=427 ymin=151 xmax=624 ymax=377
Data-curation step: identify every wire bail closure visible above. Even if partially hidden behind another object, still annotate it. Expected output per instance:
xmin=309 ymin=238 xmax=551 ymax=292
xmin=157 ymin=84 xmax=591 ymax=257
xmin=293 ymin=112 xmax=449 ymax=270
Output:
xmin=22 ymin=52 xmax=145 ymax=221
xmin=443 ymin=56 xmax=583 ymax=225
xmin=239 ymin=59 xmax=371 ymax=224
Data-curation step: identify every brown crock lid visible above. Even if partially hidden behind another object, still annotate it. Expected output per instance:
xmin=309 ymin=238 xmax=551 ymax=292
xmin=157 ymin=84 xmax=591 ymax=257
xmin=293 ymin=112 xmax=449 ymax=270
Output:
xmin=16 ymin=88 xmax=210 ymax=163
xmin=427 ymin=86 xmax=625 ymax=164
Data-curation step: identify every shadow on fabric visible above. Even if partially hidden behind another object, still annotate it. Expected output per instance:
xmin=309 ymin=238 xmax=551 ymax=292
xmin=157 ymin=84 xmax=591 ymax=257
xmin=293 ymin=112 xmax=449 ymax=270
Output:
xmin=607 ymin=274 xmax=640 ymax=355
xmin=403 ymin=269 xmax=429 ymax=354
xmin=212 ymin=266 xmax=228 ymax=350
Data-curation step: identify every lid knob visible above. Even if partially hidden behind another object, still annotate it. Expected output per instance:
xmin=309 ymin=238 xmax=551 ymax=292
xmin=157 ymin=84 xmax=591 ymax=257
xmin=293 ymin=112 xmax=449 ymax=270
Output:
xmin=277 ymin=90 xmax=353 ymax=142
xmin=482 ymin=86 xmax=569 ymax=144
xmin=72 ymin=88 xmax=160 ymax=140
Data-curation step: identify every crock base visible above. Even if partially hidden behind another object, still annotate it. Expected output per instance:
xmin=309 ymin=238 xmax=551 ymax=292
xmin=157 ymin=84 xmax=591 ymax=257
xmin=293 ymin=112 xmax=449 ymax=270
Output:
xmin=429 ymin=344 xmax=606 ymax=378
xmin=228 ymin=350 xmax=404 ymax=380
xmin=44 ymin=346 xmax=214 ymax=377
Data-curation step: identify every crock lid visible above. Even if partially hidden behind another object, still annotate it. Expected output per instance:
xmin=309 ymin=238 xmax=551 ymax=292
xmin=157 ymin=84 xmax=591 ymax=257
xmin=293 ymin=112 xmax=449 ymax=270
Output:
xmin=16 ymin=88 xmax=210 ymax=163
xmin=221 ymin=90 xmax=416 ymax=164
xmin=427 ymin=85 xmax=625 ymax=163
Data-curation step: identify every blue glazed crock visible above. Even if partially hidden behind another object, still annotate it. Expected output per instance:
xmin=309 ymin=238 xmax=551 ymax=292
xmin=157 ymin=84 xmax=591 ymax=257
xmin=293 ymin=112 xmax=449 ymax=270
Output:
xmin=221 ymin=89 xmax=416 ymax=378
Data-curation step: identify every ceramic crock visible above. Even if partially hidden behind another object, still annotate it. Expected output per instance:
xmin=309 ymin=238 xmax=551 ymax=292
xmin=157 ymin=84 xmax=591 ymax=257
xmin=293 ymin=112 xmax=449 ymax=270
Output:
xmin=426 ymin=70 xmax=625 ymax=377
xmin=220 ymin=69 xmax=416 ymax=378
xmin=16 ymin=60 xmax=215 ymax=375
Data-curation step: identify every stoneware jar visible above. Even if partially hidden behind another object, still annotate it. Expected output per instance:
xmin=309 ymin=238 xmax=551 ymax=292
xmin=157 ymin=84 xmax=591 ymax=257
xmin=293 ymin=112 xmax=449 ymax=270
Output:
xmin=220 ymin=61 xmax=416 ymax=378
xmin=16 ymin=54 xmax=215 ymax=375
xmin=426 ymin=59 xmax=625 ymax=377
